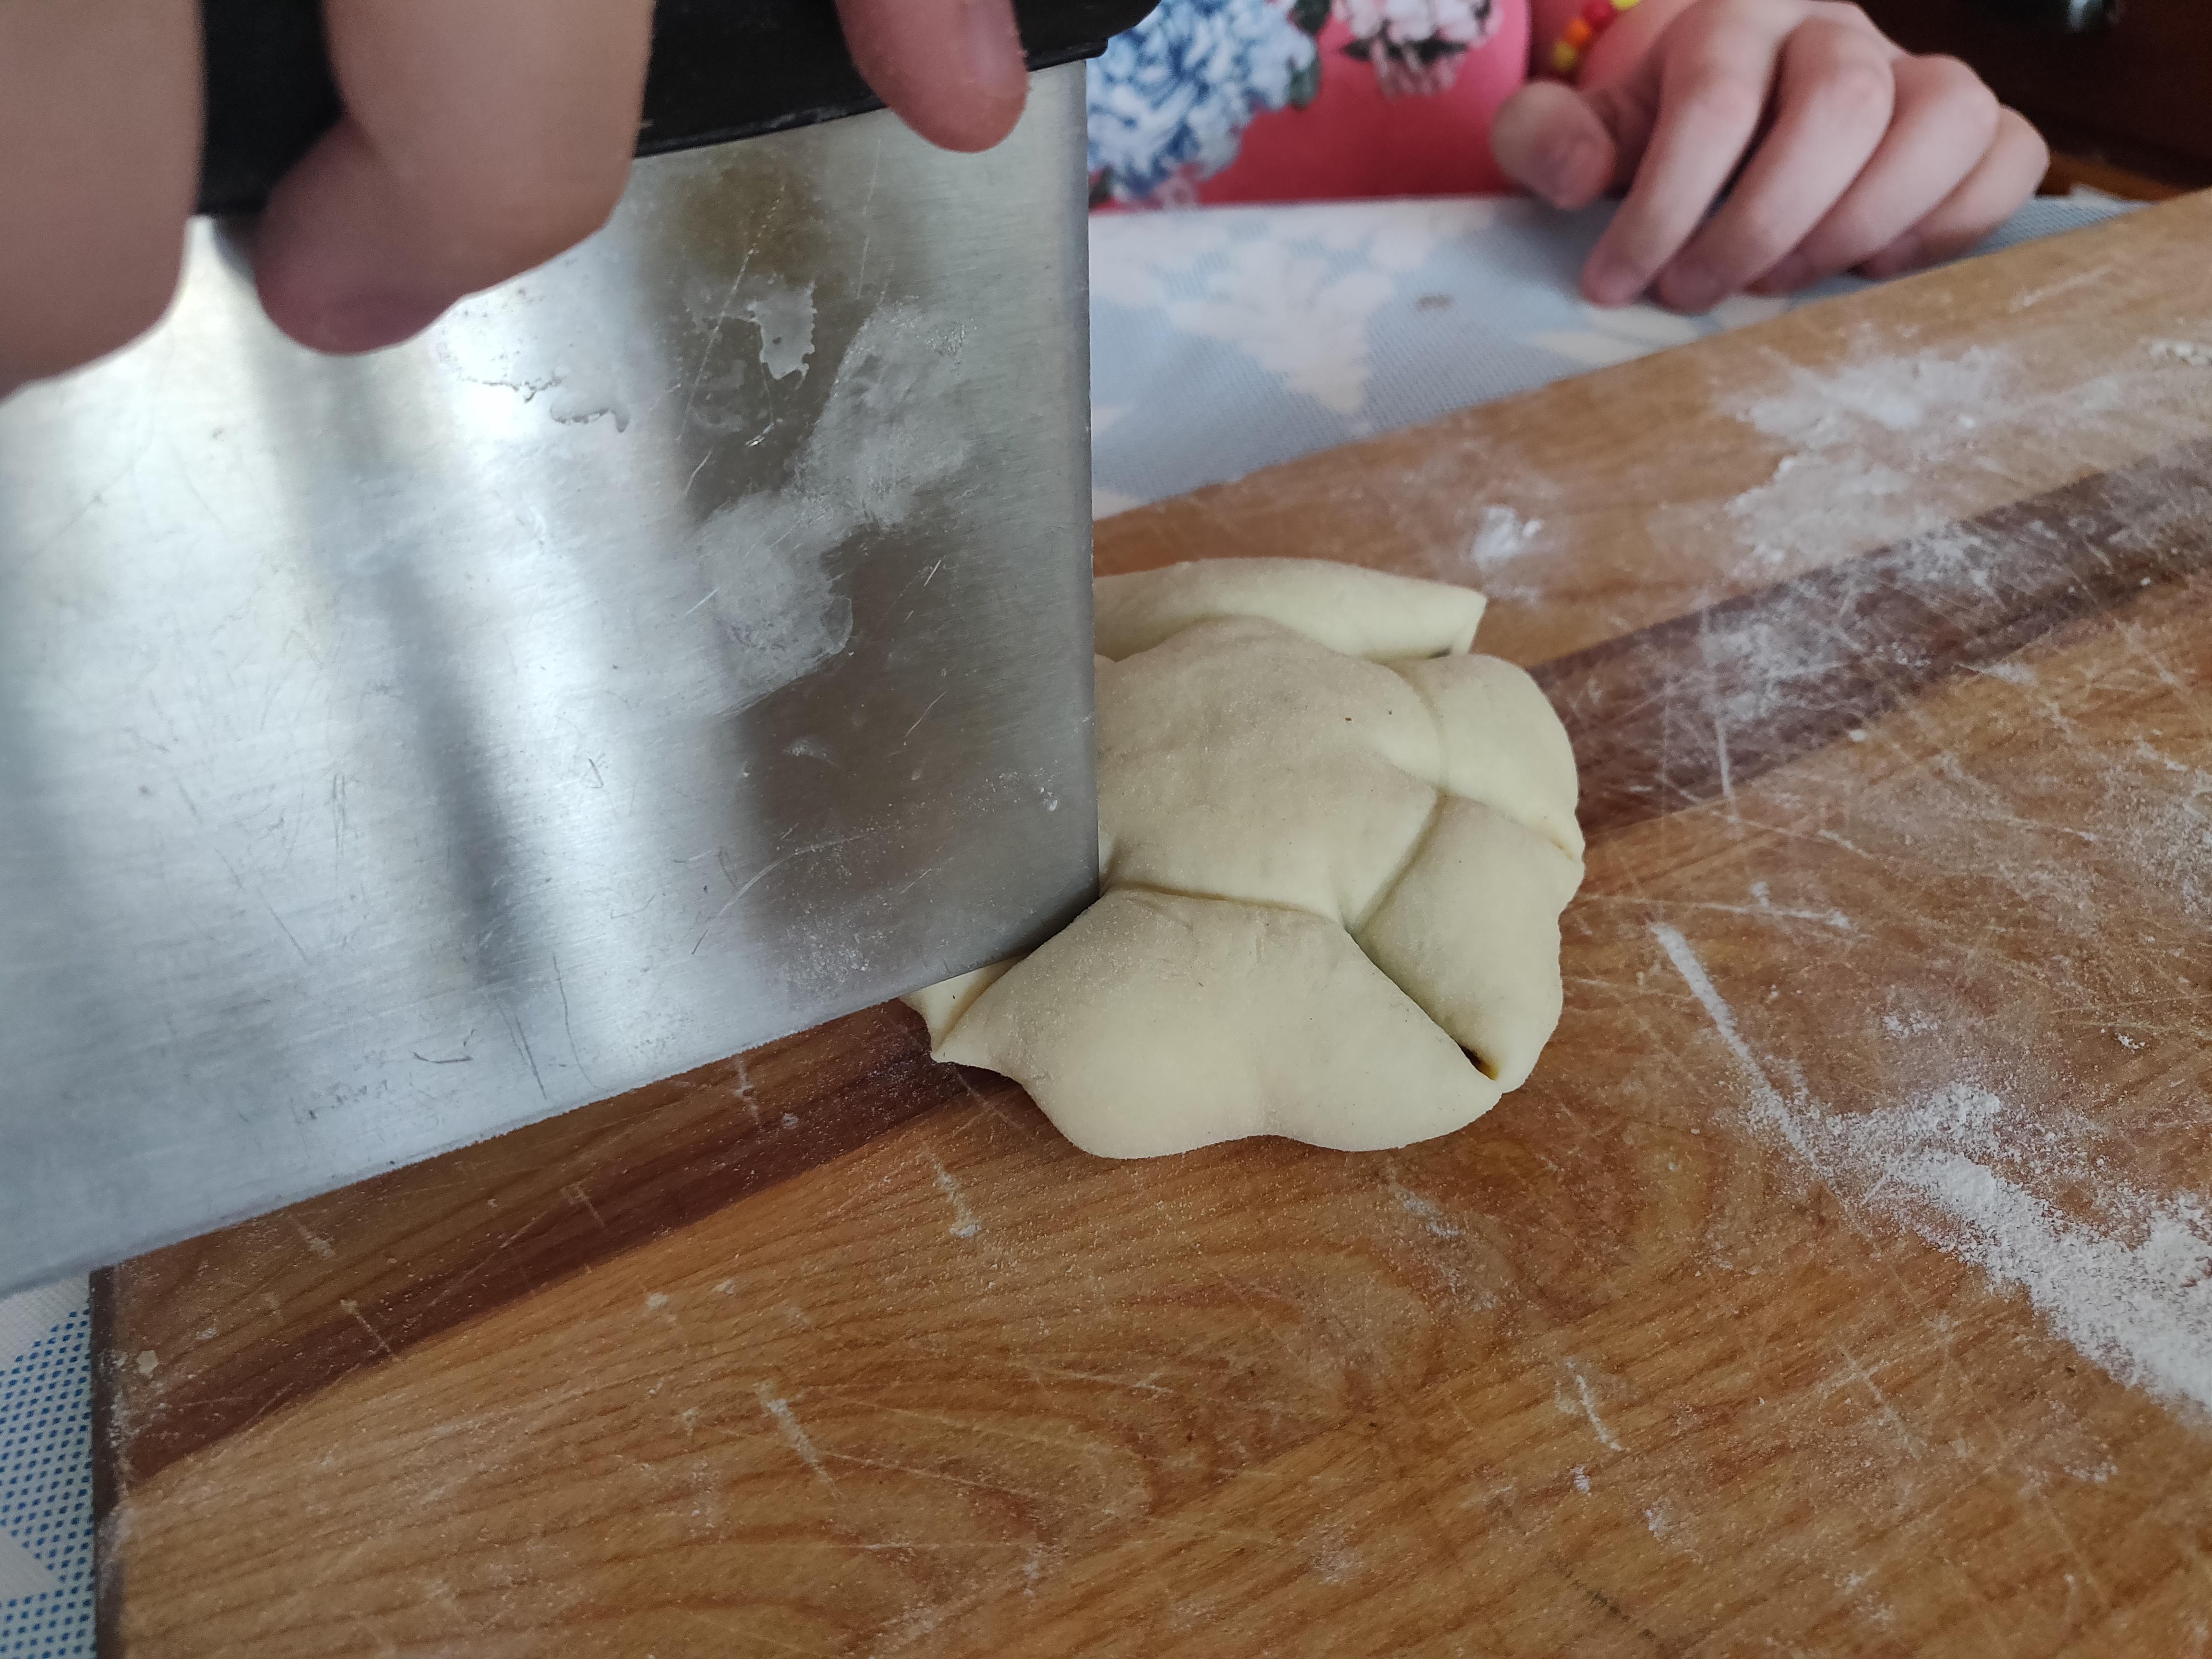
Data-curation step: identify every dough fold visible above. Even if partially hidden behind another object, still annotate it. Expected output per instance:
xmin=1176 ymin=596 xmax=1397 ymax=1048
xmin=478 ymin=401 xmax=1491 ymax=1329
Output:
xmin=935 ymin=890 xmax=1500 ymax=1157
xmin=911 ymin=557 xmax=1582 ymax=1158
xmin=1097 ymin=617 xmax=1441 ymax=925
xmin=1391 ymin=653 xmax=1584 ymax=860
xmin=1095 ymin=557 xmax=1486 ymax=663
xmin=1353 ymin=798 xmax=1581 ymax=1091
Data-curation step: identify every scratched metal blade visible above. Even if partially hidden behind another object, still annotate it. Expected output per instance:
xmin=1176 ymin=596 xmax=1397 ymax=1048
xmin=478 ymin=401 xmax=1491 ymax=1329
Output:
xmin=0 ymin=67 xmax=1097 ymax=1293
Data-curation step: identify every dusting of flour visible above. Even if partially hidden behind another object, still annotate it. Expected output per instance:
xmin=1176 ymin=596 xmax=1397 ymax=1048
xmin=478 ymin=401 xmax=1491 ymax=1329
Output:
xmin=1654 ymin=922 xmax=2212 ymax=1419
xmin=742 ymin=278 xmax=817 ymax=382
xmin=692 ymin=302 xmax=971 ymax=710
xmin=1724 ymin=347 xmax=2022 ymax=569
xmin=1702 ymin=333 xmax=2212 ymax=578
xmin=1465 ymin=505 xmax=1545 ymax=569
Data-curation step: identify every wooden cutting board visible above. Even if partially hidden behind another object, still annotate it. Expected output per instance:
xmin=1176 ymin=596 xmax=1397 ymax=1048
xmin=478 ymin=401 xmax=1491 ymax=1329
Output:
xmin=96 ymin=196 xmax=2212 ymax=1658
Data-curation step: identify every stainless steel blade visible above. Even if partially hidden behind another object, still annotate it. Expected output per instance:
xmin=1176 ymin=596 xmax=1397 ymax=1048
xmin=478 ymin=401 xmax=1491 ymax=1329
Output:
xmin=0 ymin=65 xmax=1097 ymax=1294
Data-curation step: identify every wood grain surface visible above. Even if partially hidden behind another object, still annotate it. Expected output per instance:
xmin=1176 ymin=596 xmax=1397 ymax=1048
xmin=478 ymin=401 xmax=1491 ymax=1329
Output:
xmin=99 ymin=193 xmax=2212 ymax=1657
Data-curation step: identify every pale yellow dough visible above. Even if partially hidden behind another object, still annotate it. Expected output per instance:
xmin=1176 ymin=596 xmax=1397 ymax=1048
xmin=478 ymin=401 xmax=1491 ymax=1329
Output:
xmin=908 ymin=557 xmax=1582 ymax=1158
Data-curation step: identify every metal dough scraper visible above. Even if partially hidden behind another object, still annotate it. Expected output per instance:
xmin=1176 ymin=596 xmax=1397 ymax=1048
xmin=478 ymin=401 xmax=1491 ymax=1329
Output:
xmin=0 ymin=0 xmax=1145 ymax=1293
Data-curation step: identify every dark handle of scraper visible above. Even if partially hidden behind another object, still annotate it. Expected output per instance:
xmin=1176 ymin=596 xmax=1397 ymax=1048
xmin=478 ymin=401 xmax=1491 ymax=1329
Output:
xmin=197 ymin=0 xmax=1157 ymax=216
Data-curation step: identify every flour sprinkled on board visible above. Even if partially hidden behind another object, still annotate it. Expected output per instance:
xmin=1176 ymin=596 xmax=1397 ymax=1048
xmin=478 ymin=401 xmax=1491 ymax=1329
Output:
xmin=1442 ymin=504 xmax=1550 ymax=603
xmin=1698 ymin=332 xmax=2211 ymax=581
xmin=1820 ymin=1085 xmax=2212 ymax=1418
xmin=931 ymin=1157 xmax=985 ymax=1240
xmin=1655 ymin=924 xmax=2212 ymax=1421
xmin=1721 ymin=345 xmax=2021 ymax=570
xmin=1555 ymin=1364 xmax=1625 ymax=1452
xmin=1744 ymin=346 xmax=2013 ymax=444
xmin=1300 ymin=1521 xmax=1366 ymax=1584
xmin=1465 ymin=505 xmax=1545 ymax=569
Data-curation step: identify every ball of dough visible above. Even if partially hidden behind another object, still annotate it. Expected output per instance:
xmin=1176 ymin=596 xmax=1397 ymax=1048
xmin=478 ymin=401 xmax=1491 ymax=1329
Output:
xmin=908 ymin=557 xmax=1582 ymax=1158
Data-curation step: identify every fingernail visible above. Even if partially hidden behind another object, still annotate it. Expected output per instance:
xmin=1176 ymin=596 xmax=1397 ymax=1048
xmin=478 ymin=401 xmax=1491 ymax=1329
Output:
xmin=963 ymin=0 xmax=1029 ymax=109
xmin=1583 ymin=256 xmax=1642 ymax=307
xmin=307 ymin=292 xmax=451 ymax=355
xmin=1662 ymin=262 xmax=1721 ymax=314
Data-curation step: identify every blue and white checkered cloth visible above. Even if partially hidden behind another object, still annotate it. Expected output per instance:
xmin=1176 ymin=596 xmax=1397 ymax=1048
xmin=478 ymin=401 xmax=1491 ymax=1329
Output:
xmin=0 ymin=1281 xmax=92 ymax=1659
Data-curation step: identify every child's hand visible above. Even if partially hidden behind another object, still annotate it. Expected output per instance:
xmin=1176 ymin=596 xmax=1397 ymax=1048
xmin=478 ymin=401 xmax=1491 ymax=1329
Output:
xmin=0 ymin=0 xmax=1027 ymax=394
xmin=1491 ymin=0 xmax=2047 ymax=311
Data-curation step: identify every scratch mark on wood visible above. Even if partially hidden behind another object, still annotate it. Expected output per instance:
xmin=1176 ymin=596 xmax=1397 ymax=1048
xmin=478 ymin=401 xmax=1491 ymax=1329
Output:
xmin=930 ymin=1157 xmax=984 ymax=1239
xmin=1559 ymin=1364 xmax=1625 ymax=1453
xmin=755 ymin=1384 xmax=831 ymax=1484
xmin=335 ymin=1300 xmax=394 ymax=1360
xmin=1540 ymin=442 xmax=2212 ymax=837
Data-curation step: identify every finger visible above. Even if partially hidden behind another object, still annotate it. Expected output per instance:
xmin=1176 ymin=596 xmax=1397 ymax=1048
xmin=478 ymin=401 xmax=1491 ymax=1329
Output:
xmin=0 ymin=0 xmax=199 ymax=390
xmin=1575 ymin=67 xmax=1663 ymax=193
xmin=1654 ymin=17 xmax=1897 ymax=311
xmin=1751 ymin=55 xmax=1997 ymax=293
xmin=1858 ymin=108 xmax=2048 ymax=277
xmin=1491 ymin=82 xmax=1617 ymax=210
xmin=253 ymin=0 xmax=655 ymax=356
xmin=1580 ymin=3 xmax=1797 ymax=307
xmin=835 ymin=0 xmax=1028 ymax=155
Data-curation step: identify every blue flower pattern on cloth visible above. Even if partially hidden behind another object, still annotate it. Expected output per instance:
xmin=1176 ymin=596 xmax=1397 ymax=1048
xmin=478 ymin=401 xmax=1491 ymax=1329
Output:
xmin=1088 ymin=0 xmax=1318 ymax=201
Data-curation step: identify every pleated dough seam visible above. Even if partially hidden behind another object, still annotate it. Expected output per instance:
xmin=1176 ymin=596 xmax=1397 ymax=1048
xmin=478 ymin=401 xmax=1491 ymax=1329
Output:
xmin=1383 ymin=657 xmax=1455 ymax=798
xmin=926 ymin=883 xmax=1351 ymax=1052
xmin=1347 ymin=790 xmax=1447 ymax=938
xmin=1387 ymin=655 xmax=1585 ymax=861
xmin=1107 ymin=880 xmax=1339 ymax=928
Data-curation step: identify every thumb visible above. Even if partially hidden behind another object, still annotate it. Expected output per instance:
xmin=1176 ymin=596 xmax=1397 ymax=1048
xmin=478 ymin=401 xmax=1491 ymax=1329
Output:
xmin=834 ymin=0 xmax=1027 ymax=154
xmin=1491 ymin=81 xmax=1617 ymax=210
